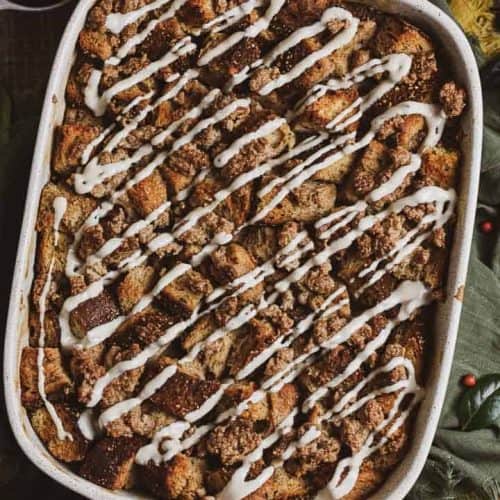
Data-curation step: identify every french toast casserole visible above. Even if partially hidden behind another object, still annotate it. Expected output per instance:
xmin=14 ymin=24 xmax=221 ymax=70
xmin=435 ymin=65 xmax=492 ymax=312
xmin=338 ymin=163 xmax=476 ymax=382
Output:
xmin=20 ymin=0 xmax=468 ymax=498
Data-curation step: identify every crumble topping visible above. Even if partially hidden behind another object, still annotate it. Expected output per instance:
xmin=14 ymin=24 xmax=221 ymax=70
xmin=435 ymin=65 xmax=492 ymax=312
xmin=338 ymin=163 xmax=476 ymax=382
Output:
xmin=21 ymin=0 xmax=467 ymax=498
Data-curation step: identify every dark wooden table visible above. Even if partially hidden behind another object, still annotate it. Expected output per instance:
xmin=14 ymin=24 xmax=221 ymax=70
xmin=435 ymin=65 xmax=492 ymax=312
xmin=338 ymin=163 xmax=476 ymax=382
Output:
xmin=0 ymin=5 xmax=84 ymax=499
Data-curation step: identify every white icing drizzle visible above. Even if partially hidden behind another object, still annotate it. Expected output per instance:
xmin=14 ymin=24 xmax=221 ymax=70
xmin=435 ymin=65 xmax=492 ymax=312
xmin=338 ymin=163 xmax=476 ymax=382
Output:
xmin=172 ymin=134 xmax=326 ymax=238
xmin=81 ymin=91 xmax=156 ymax=165
xmin=106 ymin=0 xmax=176 ymax=34
xmin=355 ymin=189 xmax=456 ymax=296
xmin=84 ymin=37 xmax=195 ymax=116
xmin=225 ymin=6 xmax=360 ymax=93
xmin=259 ymin=8 xmax=360 ymax=96
xmin=235 ymin=292 xmax=348 ymax=381
xmin=110 ymin=0 xmax=190 ymax=64
xmin=61 ymin=115 xmax=312 ymax=352
xmin=78 ymin=90 xmax=244 ymax=196
xmin=296 ymin=53 xmax=413 ymax=125
xmin=213 ymin=117 xmax=286 ymax=168
xmin=171 ymin=97 xmax=251 ymax=153
xmin=303 ymin=280 xmax=430 ymax=410
xmin=211 ymin=282 xmax=429 ymax=499
xmin=79 ymin=69 xmax=210 ymax=190
xmin=280 ymin=186 xmax=454 ymax=292
xmin=95 ymin=233 xmax=313 ymax=427
xmin=71 ymin=111 xmax=448 ymax=463
xmin=367 ymin=154 xmax=421 ymax=203
xmin=254 ymin=99 xmax=446 ymax=230
xmin=71 ymin=84 xmax=251 ymax=275
xmin=218 ymin=409 xmax=298 ymax=500
xmin=150 ymin=85 xmax=218 ymax=147
xmin=68 ymin=133 xmax=320 ymax=304
xmin=320 ymin=359 xmax=423 ymax=498
xmin=98 ymin=364 xmax=177 ymax=430
xmin=47 ymin=5 xmax=458 ymax=492
xmin=197 ymin=0 xmax=287 ymax=66
xmin=256 ymin=132 xmax=355 ymax=200
xmin=203 ymin=0 xmax=264 ymax=34
xmin=37 ymin=197 xmax=73 ymax=441
xmin=135 ymin=278 xmax=426 ymax=468
xmin=84 ymin=200 xmax=171 ymax=268
xmin=77 ymin=408 xmax=98 ymax=440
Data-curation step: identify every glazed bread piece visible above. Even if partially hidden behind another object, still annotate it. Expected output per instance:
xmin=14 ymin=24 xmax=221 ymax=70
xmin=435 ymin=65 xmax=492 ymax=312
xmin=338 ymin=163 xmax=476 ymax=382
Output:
xmin=21 ymin=0 xmax=467 ymax=498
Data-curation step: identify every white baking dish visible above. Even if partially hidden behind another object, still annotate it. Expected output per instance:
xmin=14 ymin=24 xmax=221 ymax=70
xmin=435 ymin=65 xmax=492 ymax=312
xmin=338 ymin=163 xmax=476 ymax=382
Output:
xmin=4 ymin=0 xmax=483 ymax=498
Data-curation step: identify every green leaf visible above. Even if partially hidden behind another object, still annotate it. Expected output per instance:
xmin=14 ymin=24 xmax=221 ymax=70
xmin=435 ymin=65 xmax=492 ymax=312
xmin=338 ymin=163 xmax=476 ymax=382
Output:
xmin=458 ymin=374 xmax=500 ymax=431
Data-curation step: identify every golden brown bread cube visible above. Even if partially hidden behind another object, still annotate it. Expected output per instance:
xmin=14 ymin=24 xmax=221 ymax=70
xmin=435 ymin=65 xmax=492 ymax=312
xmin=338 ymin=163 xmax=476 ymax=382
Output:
xmin=340 ymin=417 xmax=370 ymax=454
xmin=376 ymin=114 xmax=427 ymax=152
xmin=227 ymin=306 xmax=294 ymax=377
xmin=116 ymin=265 xmax=157 ymax=314
xmin=205 ymin=243 xmax=256 ymax=285
xmin=219 ymin=113 xmax=295 ymax=180
xmin=315 ymin=19 xmax=377 ymax=82
xmin=80 ymin=436 xmax=145 ymax=490
xmin=78 ymin=29 xmax=117 ymax=61
xmin=285 ymin=431 xmax=341 ymax=478
xmin=141 ymin=18 xmax=186 ymax=60
xmin=259 ymin=181 xmax=336 ymax=225
xmin=204 ymin=35 xmax=262 ymax=88
xmin=100 ymin=343 xmax=146 ymax=407
xmin=150 ymin=370 xmax=220 ymax=418
xmin=158 ymin=269 xmax=213 ymax=317
xmin=65 ymin=64 xmax=91 ymax=107
xmin=246 ymin=467 xmax=309 ymax=499
xmin=268 ymin=383 xmax=299 ymax=427
xmin=52 ymin=124 xmax=101 ymax=175
xmin=178 ymin=0 xmax=216 ymax=27
xmin=127 ymin=170 xmax=168 ymax=217
xmin=112 ymin=306 xmax=173 ymax=347
xmin=238 ymin=226 xmax=279 ymax=265
xmin=440 ymin=81 xmax=467 ymax=118
xmin=30 ymin=405 xmax=88 ymax=462
xmin=168 ymin=144 xmax=210 ymax=177
xmin=419 ymin=146 xmax=460 ymax=189
xmin=181 ymin=313 xmax=217 ymax=352
xmin=139 ymin=453 xmax=206 ymax=499
xmin=206 ymin=417 xmax=261 ymax=466
xmin=31 ymin=230 xmax=69 ymax=306
xmin=299 ymin=345 xmax=353 ymax=395
xmin=69 ymin=290 xmax=121 ymax=338
xmin=161 ymin=165 xmax=194 ymax=197
xmin=372 ymin=17 xmax=434 ymax=56
xmin=342 ymin=140 xmax=389 ymax=203
xmin=76 ymin=224 xmax=106 ymax=260
xmin=199 ymin=332 xmax=235 ymax=378
xmin=29 ymin=309 xmax=61 ymax=348
xmin=295 ymin=87 xmax=359 ymax=132
xmin=36 ymin=182 xmax=97 ymax=234
xmin=313 ymin=153 xmax=355 ymax=183
xmin=20 ymin=347 xmax=73 ymax=409
xmin=215 ymin=183 xmax=253 ymax=227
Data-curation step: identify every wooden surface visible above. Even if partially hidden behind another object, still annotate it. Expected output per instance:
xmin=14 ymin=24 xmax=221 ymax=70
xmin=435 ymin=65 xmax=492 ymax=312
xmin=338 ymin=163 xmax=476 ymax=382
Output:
xmin=0 ymin=4 xmax=84 ymax=499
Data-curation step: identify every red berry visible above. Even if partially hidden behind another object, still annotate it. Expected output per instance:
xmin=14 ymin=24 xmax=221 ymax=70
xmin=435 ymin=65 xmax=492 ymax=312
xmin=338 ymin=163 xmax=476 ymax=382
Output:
xmin=462 ymin=373 xmax=477 ymax=388
xmin=480 ymin=220 xmax=494 ymax=234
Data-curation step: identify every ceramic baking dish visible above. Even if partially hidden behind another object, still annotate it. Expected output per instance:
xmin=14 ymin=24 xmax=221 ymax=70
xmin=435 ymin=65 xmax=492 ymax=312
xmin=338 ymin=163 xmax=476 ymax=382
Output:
xmin=3 ymin=0 xmax=483 ymax=498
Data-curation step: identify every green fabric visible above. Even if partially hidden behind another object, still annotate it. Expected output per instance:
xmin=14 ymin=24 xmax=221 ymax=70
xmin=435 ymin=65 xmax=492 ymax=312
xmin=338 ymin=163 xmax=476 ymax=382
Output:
xmin=409 ymin=2 xmax=500 ymax=499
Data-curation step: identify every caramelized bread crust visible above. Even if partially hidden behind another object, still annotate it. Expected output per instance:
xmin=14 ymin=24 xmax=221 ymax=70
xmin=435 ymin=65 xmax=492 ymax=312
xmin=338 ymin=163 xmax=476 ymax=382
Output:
xmin=22 ymin=0 xmax=467 ymax=498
